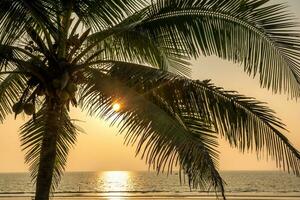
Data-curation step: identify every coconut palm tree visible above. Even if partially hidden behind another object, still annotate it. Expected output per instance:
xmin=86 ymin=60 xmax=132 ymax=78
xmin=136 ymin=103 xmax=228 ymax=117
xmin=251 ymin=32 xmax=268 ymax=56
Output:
xmin=1 ymin=0 xmax=300 ymax=199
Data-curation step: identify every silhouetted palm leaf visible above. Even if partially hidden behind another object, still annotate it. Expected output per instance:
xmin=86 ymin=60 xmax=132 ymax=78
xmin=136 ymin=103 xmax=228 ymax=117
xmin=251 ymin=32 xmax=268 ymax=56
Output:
xmin=0 ymin=73 xmax=27 ymax=122
xmin=80 ymin=68 xmax=225 ymax=197
xmin=87 ymin=0 xmax=300 ymax=97
xmin=0 ymin=0 xmax=58 ymax=44
xmin=81 ymin=62 xmax=300 ymax=176
xmin=20 ymin=103 xmax=80 ymax=190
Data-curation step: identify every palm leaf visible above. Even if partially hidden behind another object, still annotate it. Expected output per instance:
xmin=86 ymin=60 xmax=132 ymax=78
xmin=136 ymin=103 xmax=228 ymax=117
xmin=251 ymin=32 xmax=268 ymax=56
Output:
xmin=20 ymin=103 xmax=80 ymax=190
xmin=71 ymin=0 xmax=148 ymax=30
xmin=86 ymin=9 xmax=191 ymax=76
xmin=79 ymin=68 xmax=226 ymax=197
xmin=0 ymin=0 xmax=58 ymax=44
xmin=0 ymin=73 xmax=27 ymax=122
xmin=87 ymin=0 xmax=300 ymax=97
xmin=83 ymin=62 xmax=300 ymax=176
xmin=0 ymin=44 xmax=34 ymax=71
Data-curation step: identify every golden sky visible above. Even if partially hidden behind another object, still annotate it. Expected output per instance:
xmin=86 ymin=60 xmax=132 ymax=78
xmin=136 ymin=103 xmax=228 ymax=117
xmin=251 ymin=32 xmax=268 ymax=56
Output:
xmin=0 ymin=0 xmax=300 ymax=173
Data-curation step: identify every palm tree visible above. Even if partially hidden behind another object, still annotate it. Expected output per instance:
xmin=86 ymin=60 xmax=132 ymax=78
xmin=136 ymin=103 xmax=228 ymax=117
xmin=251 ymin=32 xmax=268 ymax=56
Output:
xmin=0 ymin=0 xmax=300 ymax=199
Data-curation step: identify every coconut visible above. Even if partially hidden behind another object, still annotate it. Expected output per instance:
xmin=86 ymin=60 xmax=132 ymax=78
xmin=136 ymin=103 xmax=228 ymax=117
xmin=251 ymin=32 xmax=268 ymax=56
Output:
xmin=52 ymin=79 xmax=61 ymax=88
xmin=12 ymin=102 xmax=23 ymax=114
xmin=60 ymin=72 xmax=70 ymax=89
xmin=66 ymin=82 xmax=78 ymax=93
xmin=60 ymin=91 xmax=70 ymax=101
xmin=23 ymin=103 xmax=35 ymax=115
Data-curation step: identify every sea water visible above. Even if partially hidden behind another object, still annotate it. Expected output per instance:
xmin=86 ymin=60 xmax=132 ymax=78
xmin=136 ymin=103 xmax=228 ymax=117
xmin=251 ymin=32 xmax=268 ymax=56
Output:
xmin=0 ymin=171 xmax=299 ymax=198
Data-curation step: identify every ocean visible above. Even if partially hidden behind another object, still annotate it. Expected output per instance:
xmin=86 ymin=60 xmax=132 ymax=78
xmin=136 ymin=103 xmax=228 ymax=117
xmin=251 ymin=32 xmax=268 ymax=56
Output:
xmin=0 ymin=171 xmax=300 ymax=199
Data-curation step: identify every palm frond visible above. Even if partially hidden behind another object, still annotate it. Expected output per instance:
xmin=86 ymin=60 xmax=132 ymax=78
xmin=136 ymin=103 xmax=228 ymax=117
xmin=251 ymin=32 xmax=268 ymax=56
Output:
xmin=0 ymin=44 xmax=34 ymax=71
xmin=195 ymin=80 xmax=300 ymax=174
xmin=83 ymin=62 xmax=300 ymax=176
xmin=71 ymin=0 xmax=148 ymax=30
xmin=0 ymin=0 xmax=58 ymax=44
xmin=93 ymin=0 xmax=300 ymax=97
xmin=79 ymin=67 xmax=225 ymax=197
xmin=86 ymin=9 xmax=191 ymax=76
xmin=20 ymin=103 xmax=80 ymax=190
xmin=0 ymin=73 xmax=27 ymax=122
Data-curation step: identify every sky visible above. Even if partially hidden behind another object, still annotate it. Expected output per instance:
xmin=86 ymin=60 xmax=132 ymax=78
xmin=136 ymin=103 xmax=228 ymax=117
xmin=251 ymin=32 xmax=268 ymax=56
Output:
xmin=1 ymin=0 xmax=300 ymax=173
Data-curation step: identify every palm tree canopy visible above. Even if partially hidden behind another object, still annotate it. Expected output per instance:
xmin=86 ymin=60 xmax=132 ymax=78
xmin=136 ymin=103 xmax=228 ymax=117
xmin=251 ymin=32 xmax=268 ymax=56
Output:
xmin=0 ymin=0 xmax=300 ymax=199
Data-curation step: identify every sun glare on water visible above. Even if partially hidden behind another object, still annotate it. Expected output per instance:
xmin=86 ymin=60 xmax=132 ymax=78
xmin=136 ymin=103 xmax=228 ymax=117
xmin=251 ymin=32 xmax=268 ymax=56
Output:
xmin=97 ymin=171 xmax=131 ymax=199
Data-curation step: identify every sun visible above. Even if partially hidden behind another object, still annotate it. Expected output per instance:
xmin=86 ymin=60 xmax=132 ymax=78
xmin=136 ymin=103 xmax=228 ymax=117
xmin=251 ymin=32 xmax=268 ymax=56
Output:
xmin=112 ymin=103 xmax=121 ymax=111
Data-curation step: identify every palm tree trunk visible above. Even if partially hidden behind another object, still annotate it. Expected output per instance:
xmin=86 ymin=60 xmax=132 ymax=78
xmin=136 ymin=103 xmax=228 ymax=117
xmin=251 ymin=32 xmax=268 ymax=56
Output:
xmin=34 ymin=103 xmax=61 ymax=200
